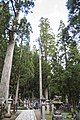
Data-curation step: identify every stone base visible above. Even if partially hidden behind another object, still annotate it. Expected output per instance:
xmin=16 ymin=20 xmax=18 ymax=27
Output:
xmin=4 ymin=113 xmax=11 ymax=118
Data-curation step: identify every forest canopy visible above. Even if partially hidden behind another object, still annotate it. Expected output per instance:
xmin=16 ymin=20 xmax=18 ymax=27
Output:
xmin=0 ymin=0 xmax=80 ymax=107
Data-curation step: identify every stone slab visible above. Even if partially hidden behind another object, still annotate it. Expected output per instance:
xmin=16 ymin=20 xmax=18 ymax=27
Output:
xmin=15 ymin=110 xmax=37 ymax=120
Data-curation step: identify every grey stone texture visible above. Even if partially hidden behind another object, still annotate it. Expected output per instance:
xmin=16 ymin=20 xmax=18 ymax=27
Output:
xmin=16 ymin=110 xmax=37 ymax=120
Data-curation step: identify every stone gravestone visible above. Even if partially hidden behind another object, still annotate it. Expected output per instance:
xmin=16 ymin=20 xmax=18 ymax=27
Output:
xmin=46 ymin=100 xmax=50 ymax=114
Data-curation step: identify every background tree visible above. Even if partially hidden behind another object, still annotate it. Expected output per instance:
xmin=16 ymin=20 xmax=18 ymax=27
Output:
xmin=56 ymin=20 xmax=80 ymax=105
xmin=39 ymin=17 xmax=55 ymax=99
xmin=29 ymin=48 xmax=39 ymax=99
xmin=9 ymin=16 xmax=34 ymax=101
xmin=66 ymin=0 xmax=80 ymax=105
xmin=67 ymin=0 xmax=80 ymax=39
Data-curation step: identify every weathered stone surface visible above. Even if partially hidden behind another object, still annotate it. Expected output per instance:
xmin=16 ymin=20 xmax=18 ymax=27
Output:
xmin=34 ymin=110 xmax=41 ymax=120
xmin=0 ymin=83 xmax=5 ymax=104
xmin=16 ymin=110 xmax=37 ymax=120
xmin=4 ymin=113 xmax=11 ymax=118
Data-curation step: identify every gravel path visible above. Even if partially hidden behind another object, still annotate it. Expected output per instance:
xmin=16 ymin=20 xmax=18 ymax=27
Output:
xmin=15 ymin=110 xmax=37 ymax=120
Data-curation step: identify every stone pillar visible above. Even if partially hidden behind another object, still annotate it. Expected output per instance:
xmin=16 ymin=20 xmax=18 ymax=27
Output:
xmin=46 ymin=100 xmax=50 ymax=114
xmin=71 ymin=105 xmax=73 ymax=113
xmin=45 ymin=88 xmax=48 ymax=100
xmin=42 ymin=98 xmax=46 ymax=120
xmin=8 ymin=97 xmax=12 ymax=115
xmin=66 ymin=95 xmax=68 ymax=104
xmin=52 ymin=102 xmax=55 ymax=115
xmin=5 ymin=96 xmax=13 ymax=118
xmin=24 ymin=99 xmax=27 ymax=108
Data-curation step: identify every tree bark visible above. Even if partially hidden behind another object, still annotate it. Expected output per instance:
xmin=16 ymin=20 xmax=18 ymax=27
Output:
xmin=15 ymin=79 xmax=19 ymax=107
xmin=15 ymin=40 xmax=23 ymax=107
xmin=1 ymin=38 xmax=15 ymax=102
xmin=45 ymin=88 xmax=48 ymax=100
xmin=0 ymin=10 xmax=19 ymax=104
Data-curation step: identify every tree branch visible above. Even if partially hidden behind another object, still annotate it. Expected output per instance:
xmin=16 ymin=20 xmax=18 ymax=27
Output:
xmin=10 ymin=0 xmax=16 ymax=17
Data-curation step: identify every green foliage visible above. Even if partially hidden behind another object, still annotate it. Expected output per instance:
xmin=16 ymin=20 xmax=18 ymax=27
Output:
xmin=16 ymin=17 xmax=32 ymax=43
xmin=0 ymin=38 xmax=7 ymax=80
xmin=56 ymin=20 xmax=80 ymax=104
xmin=0 ymin=0 xmax=34 ymax=15
xmin=65 ymin=3 xmax=80 ymax=102
xmin=39 ymin=17 xmax=55 ymax=95
xmin=39 ymin=17 xmax=55 ymax=59
xmin=0 ymin=2 xmax=10 ymax=37
xmin=57 ymin=20 xmax=71 ymax=67
xmin=15 ymin=0 xmax=34 ymax=14
xmin=0 ymin=0 xmax=35 ymax=42
xmin=0 ymin=0 xmax=35 ymax=99
xmin=10 ymin=43 xmax=34 ymax=98
xmin=0 ymin=0 xmax=80 ymax=105
xmin=67 ymin=0 xmax=80 ymax=38
xmin=0 ymin=2 xmax=10 ymax=80
xmin=30 ymin=50 xmax=39 ymax=98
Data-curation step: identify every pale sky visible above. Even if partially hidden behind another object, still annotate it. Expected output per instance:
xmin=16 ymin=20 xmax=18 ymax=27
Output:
xmin=27 ymin=0 xmax=68 ymax=48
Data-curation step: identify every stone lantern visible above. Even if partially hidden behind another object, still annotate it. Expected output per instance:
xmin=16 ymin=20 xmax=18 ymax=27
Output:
xmin=5 ymin=96 xmax=13 ymax=118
